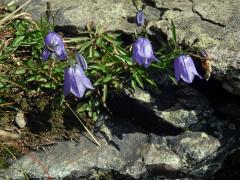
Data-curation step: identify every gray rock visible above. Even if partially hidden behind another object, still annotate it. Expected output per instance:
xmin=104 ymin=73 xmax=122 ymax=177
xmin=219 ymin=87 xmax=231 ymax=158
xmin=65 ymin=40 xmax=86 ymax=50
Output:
xmin=121 ymin=85 xmax=212 ymax=130
xmin=156 ymin=109 xmax=199 ymax=129
xmin=143 ymin=142 xmax=183 ymax=171
xmin=211 ymin=147 xmax=240 ymax=179
xmin=0 ymin=119 xmax=220 ymax=179
xmin=124 ymin=87 xmax=154 ymax=104
xmin=152 ymin=0 xmax=240 ymax=95
xmin=1 ymin=0 xmax=160 ymax=34
xmin=167 ymin=131 xmax=220 ymax=165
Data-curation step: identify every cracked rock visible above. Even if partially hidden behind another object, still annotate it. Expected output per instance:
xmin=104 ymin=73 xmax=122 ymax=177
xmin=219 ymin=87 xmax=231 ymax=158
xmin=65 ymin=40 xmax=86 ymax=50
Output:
xmin=152 ymin=0 xmax=240 ymax=95
xmin=0 ymin=118 xmax=220 ymax=180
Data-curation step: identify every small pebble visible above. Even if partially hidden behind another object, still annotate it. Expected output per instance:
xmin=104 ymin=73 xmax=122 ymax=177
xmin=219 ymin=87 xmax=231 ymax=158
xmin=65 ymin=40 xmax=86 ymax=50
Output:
xmin=15 ymin=111 xmax=27 ymax=128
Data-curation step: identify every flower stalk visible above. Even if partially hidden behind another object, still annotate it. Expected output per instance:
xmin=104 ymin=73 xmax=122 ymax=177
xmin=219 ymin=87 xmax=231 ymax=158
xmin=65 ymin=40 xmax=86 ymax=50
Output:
xmin=64 ymin=101 xmax=101 ymax=147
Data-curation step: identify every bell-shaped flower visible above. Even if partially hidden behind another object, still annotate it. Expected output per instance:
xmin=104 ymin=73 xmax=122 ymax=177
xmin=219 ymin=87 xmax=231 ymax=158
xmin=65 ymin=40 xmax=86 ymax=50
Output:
xmin=64 ymin=64 xmax=94 ymax=98
xmin=41 ymin=32 xmax=67 ymax=61
xmin=199 ymin=49 xmax=208 ymax=58
xmin=132 ymin=37 xmax=157 ymax=68
xmin=174 ymin=55 xmax=202 ymax=83
xmin=76 ymin=53 xmax=88 ymax=71
xmin=136 ymin=10 xmax=145 ymax=26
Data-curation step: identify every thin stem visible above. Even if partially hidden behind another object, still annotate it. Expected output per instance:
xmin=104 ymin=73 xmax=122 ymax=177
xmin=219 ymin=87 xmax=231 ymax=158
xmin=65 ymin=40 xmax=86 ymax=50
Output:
xmin=64 ymin=101 xmax=101 ymax=147
xmin=0 ymin=0 xmax=32 ymax=26
xmin=0 ymin=130 xmax=20 ymax=139
xmin=3 ymin=80 xmax=28 ymax=91
xmin=188 ymin=53 xmax=207 ymax=61
xmin=3 ymin=145 xmax=17 ymax=160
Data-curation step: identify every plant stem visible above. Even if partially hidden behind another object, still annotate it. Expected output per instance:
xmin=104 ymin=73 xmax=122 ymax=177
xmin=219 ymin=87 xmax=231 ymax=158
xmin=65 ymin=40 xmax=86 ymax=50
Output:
xmin=64 ymin=101 xmax=101 ymax=147
xmin=188 ymin=53 xmax=207 ymax=61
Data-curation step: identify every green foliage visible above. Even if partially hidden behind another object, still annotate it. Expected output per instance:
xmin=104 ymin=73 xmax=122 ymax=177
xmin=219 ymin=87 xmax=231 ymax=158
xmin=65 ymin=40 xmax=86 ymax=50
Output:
xmin=0 ymin=16 xmax=62 ymax=98
xmin=67 ymin=25 xmax=159 ymax=120
xmin=0 ymin=10 xmax=185 ymax=123
xmin=170 ymin=19 xmax=177 ymax=48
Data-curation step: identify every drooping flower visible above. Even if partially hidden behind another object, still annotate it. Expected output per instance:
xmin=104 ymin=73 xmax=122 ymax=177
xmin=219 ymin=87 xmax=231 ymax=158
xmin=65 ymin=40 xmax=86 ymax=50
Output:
xmin=76 ymin=53 xmax=88 ymax=71
xmin=174 ymin=55 xmax=202 ymax=83
xmin=64 ymin=64 xmax=94 ymax=98
xmin=132 ymin=37 xmax=157 ymax=68
xmin=136 ymin=10 xmax=145 ymax=26
xmin=199 ymin=49 xmax=208 ymax=58
xmin=41 ymin=32 xmax=67 ymax=60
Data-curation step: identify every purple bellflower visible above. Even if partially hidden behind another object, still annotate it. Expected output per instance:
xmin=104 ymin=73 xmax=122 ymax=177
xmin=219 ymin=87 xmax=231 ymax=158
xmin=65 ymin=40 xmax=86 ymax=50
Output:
xmin=41 ymin=32 xmax=67 ymax=61
xmin=64 ymin=54 xmax=94 ymax=98
xmin=76 ymin=53 xmax=88 ymax=71
xmin=136 ymin=10 xmax=145 ymax=26
xmin=174 ymin=55 xmax=202 ymax=83
xmin=132 ymin=37 xmax=157 ymax=68
xmin=199 ymin=49 xmax=208 ymax=58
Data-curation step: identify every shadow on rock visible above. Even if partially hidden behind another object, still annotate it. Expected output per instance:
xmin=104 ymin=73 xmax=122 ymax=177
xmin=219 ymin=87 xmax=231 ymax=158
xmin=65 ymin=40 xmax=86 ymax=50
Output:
xmin=208 ymin=147 xmax=240 ymax=180
xmin=106 ymin=92 xmax=183 ymax=137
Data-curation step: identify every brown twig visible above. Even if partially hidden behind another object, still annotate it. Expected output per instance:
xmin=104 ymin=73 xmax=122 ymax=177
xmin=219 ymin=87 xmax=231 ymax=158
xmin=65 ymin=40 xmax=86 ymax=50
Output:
xmin=0 ymin=130 xmax=20 ymax=139
xmin=64 ymin=101 xmax=101 ymax=147
xmin=0 ymin=0 xmax=32 ymax=26
xmin=188 ymin=53 xmax=208 ymax=61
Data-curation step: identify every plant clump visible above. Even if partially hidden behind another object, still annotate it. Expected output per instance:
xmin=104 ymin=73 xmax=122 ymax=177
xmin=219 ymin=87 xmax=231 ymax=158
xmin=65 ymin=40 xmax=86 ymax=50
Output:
xmin=0 ymin=0 xmax=212 ymax=168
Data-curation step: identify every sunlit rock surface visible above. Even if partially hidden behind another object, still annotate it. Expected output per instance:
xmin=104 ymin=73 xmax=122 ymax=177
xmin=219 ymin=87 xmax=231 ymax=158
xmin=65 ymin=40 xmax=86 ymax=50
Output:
xmin=153 ymin=0 xmax=240 ymax=95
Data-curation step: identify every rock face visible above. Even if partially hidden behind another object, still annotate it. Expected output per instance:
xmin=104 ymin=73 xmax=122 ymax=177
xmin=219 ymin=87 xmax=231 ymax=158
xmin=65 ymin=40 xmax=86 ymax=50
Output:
xmin=152 ymin=0 xmax=240 ymax=95
xmin=0 ymin=119 xmax=220 ymax=179
xmin=211 ymin=147 xmax=240 ymax=180
xmin=1 ymin=83 xmax=239 ymax=179
xmin=1 ymin=0 xmax=160 ymax=34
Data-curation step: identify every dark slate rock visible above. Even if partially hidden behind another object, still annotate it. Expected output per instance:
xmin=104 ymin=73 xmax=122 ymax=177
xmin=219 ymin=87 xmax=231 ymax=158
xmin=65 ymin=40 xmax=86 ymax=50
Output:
xmin=0 ymin=118 xmax=220 ymax=179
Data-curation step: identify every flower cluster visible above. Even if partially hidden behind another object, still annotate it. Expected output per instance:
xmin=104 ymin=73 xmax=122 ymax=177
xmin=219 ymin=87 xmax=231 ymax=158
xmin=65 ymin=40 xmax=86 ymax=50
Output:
xmin=132 ymin=7 xmax=204 ymax=84
xmin=42 ymin=15 xmax=207 ymax=100
xmin=42 ymin=32 xmax=94 ymax=98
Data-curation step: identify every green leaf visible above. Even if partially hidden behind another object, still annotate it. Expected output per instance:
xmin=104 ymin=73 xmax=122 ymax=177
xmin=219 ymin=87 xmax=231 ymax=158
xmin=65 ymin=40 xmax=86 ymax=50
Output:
xmin=65 ymin=36 xmax=90 ymax=43
xmin=145 ymin=77 xmax=156 ymax=87
xmin=26 ymin=60 xmax=35 ymax=68
xmin=89 ymin=65 xmax=107 ymax=73
xmin=102 ymin=75 xmax=112 ymax=83
xmin=15 ymin=68 xmax=26 ymax=75
xmin=88 ymin=45 xmax=93 ymax=58
xmin=102 ymin=84 xmax=108 ymax=105
xmin=131 ymin=80 xmax=137 ymax=90
xmin=27 ymin=76 xmax=36 ymax=82
xmin=79 ymin=40 xmax=93 ymax=52
xmin=168 ymin=74 xmax=178 ymax=85
xmin=115 ymin=54 xmax=133 ymax=65
xmin=170 ymin=19 xmax=177 ymax=47
xmin=41 ymin=82 xmax=56 ymax=89
xmin=0 ymin=83 xmax=4 ymax=88
xmin=11 ymin=36 xmax=25 ymax=47
xmin=133 ymin=72 xmax=144 ymax=88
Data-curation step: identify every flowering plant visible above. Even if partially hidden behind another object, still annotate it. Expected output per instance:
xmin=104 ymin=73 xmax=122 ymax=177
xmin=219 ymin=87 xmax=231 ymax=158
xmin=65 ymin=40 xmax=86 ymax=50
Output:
xmin=0 ymin=0 xmax=210 ymax=147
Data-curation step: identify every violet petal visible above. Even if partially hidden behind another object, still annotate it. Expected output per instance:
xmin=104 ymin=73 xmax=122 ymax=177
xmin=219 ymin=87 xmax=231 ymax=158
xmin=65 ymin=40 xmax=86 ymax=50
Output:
xmin=136 ymin=10 xmax=145 ymax=26
xmin=76 ymin=53 xmax=88 ymax=71
xmin=41 ymin=49 xmax=51 ymax=60
xmin=174 ymin=55 xmax=202 ymax=83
